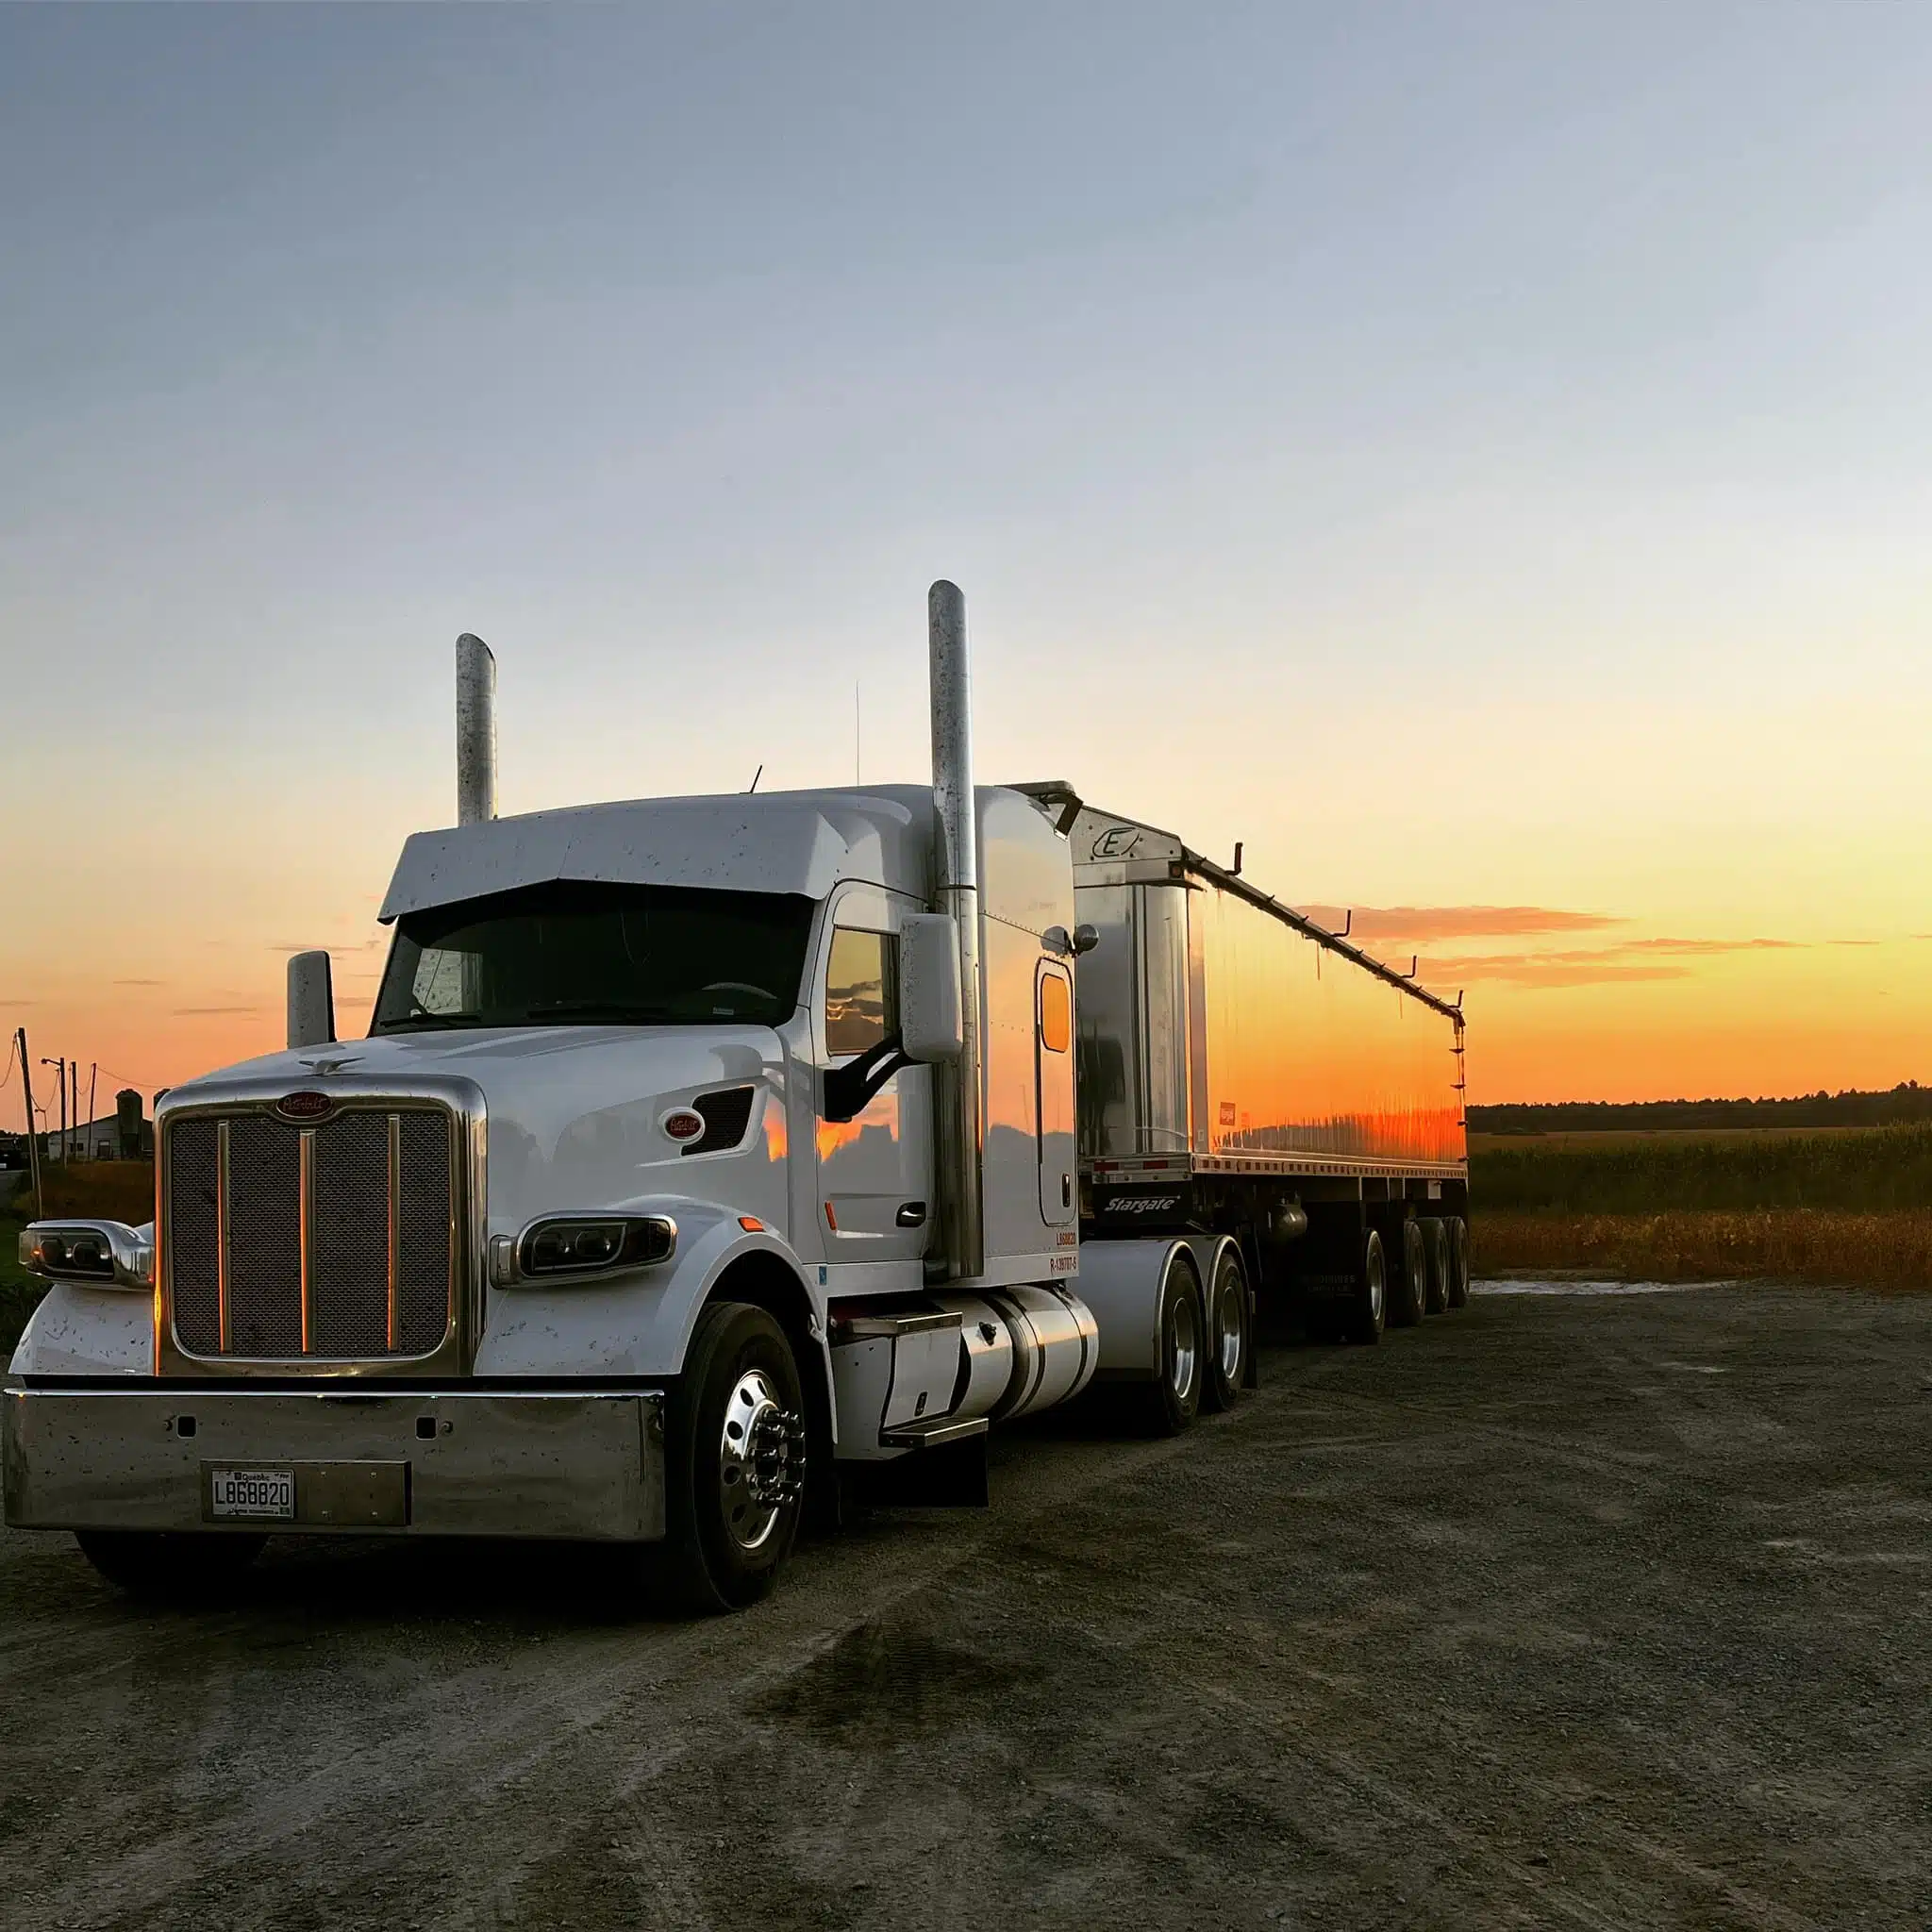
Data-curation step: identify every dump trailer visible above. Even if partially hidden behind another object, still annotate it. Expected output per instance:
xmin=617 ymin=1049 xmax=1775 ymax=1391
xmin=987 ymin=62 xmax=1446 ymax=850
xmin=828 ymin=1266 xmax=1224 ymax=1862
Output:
xmin=5 ymin=584 xmax=1468 ymax=1610
xmin=1057 ymin=798 xmax=1468 ymax=1366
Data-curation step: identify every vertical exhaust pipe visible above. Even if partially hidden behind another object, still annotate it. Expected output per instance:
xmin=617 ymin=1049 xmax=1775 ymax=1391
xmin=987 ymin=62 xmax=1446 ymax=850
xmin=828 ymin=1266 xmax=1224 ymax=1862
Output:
xmin=456 ymin=632 xmax=497 ymax=825
xmin=929 ymin=580 xmax=984 ymax=1280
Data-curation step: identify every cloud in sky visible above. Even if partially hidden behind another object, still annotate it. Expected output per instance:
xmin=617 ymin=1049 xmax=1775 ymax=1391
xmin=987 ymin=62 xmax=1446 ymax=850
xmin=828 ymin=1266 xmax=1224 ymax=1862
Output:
xmin=1298 ymin=906 xmax=1624 ymax=941
xmin=172 ymin=1005 xmax=266 ymax=1017
xmin=1429 ymin=936 xmax=1805 ymax=989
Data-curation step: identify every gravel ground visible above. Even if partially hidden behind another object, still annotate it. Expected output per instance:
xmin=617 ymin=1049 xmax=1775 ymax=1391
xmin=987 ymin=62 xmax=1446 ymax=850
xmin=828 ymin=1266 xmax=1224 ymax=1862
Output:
xmin=2 ymin=1282 xmax=1928 ymax=1930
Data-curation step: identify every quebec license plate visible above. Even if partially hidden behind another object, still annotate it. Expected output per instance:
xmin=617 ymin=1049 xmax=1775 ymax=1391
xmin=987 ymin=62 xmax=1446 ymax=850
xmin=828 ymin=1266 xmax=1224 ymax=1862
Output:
xmin=207 ymin=1467 xmax=296 ymax=1521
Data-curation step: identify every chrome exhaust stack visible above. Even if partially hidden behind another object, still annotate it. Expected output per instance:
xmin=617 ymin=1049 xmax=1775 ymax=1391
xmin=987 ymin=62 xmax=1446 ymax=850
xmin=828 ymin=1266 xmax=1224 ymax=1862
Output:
xmin=456 ymin=632 xmax=497 ymax=825
xmin=928 ymin=580 xmax=985 ymax=1282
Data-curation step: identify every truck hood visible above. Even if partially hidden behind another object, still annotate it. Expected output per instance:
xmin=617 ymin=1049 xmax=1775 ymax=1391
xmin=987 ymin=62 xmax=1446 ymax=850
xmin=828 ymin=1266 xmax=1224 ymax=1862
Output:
xmin=165 ymin=1025 xmax=792 ymax=1233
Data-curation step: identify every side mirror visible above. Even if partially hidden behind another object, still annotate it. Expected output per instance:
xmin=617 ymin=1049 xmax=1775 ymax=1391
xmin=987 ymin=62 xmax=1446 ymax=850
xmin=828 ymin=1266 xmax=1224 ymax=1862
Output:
xmin=288 ymin=950 xmax=337 ymax=1050
xmin=899 ymin=914 xmax=963 ymax=1063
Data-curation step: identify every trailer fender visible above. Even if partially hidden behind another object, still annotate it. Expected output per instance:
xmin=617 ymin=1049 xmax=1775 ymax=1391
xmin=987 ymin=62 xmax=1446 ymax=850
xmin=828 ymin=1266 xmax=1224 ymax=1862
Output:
xmin=1076 ymin=1236 xmax=1197 ymax=1378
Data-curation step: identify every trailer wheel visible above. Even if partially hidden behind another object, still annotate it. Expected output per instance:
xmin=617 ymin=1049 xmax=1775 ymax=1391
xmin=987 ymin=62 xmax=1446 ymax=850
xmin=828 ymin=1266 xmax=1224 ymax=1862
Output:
xmin=75 ymin=1531 xmax=265 ymax=1599
xmin=1389 ymin=1220 xmax=1426 ymax=1327
xmin=658 ymin=1301 xmax=807 ymax=1612
xmin=1422 ymin=1218 xmax=1451 ymax=1315
xmin=1348 ymin=1229 xmax=1387 ymax=1345
xmin=1446 ymin=1217 xmax=1471 ymax=1308
xmin=1138 ymin=1249 xmax=1205 ymax=1434
xmin=1201 ymin=1245 xmax=1250 ymax=1412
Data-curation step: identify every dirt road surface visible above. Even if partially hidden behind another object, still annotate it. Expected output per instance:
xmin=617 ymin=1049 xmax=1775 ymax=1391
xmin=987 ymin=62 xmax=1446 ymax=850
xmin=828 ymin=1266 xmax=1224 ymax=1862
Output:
xmin=3 ymin=1283 xmax=1928 ymax=1930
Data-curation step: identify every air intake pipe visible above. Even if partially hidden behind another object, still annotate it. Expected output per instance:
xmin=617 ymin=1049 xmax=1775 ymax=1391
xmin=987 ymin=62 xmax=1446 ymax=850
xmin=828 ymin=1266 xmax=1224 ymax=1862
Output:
xmin=456 ymin=632 xmax=497 ymax=825
xmin=929 ymin=580 xmax=984 ymax=1281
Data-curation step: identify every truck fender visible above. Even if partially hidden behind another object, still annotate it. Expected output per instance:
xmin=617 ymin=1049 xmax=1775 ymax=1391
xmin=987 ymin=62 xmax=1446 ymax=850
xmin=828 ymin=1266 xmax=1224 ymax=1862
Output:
xmin=477 ymin=1204 xmax=822 ymax=1398
xmin=671 ymin=1224 xmax=839 ymax=1450
xmin=1074 ymin=1236 xmax=1198 ymax=1379
xmin=7 ymin=1282 xmax=154 ymax=1379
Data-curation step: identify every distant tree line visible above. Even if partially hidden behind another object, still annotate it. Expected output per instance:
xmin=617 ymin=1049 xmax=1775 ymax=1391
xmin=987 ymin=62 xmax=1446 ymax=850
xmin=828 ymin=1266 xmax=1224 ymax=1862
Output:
xmin=1469 ymin=1082 xmax=1932 ymax=1135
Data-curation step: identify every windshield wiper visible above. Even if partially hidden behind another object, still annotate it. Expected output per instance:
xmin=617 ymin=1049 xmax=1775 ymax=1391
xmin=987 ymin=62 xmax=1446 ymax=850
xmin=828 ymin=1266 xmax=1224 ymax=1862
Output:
xmin=374 ymin=1010 xmax=494 ymax=1032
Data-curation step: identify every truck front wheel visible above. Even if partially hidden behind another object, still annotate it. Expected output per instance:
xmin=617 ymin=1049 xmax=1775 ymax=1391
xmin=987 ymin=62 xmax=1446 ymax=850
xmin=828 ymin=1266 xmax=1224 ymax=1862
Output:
xmin=659 ymin=1301 xmax=808 ymax=1612
xmin=76 ymin=1530 xmax=266 ymax=1599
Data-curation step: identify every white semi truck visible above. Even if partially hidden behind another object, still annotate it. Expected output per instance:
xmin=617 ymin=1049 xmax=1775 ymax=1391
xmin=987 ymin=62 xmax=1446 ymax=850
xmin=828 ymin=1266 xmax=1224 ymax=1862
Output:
xmin=5 ymin=585 xmax=1468 ymax=1609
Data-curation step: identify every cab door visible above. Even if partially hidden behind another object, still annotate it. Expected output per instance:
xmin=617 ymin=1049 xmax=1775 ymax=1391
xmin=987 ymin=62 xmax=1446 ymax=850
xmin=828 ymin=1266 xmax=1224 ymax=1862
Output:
xmin=1036 ymin=960 xmax=1076 ymax=1225
xmin=815 ymin=888 xmax=933 ymax=1265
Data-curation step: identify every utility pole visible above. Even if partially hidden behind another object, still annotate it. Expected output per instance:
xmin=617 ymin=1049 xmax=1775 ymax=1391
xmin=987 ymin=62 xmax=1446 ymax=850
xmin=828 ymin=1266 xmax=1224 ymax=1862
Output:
xmin=17 ymin=1028 xmax=43 ymax=1221
xmin=86 ymin=1062 xmax=97 ymax=1161
xmin=42 ymin=1058 xmax=65 ymax=1163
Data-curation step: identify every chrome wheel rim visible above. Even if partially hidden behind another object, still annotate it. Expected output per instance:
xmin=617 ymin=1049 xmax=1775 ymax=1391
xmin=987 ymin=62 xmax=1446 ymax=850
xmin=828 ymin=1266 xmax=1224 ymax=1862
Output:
xmin=1168 ymin=1285 xmax=1199 ymax=1402
xmin=1367 ymin=1245 xmax=1385 ymax=1322
xmin=718 ymin=1368 xmax=806 ymax=1553
xmin=1215 ymin=1271 xmax=1243 ymax=1383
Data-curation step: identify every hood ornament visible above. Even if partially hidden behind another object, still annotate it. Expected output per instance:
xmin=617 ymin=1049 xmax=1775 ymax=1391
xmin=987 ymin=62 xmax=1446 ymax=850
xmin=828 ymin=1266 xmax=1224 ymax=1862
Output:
xmin=297 ymin=1053 xmax=361 ymax=1076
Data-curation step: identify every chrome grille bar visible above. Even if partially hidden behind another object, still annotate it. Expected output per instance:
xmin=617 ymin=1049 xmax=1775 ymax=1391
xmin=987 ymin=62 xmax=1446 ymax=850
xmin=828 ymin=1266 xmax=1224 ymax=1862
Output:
xmin=298 ymin=1127 xmax=315 ymax=1355
xmin=387 ymin=1111 xmax=402 ymax=1353
xmin=216 ymin=1119 xmax=232 ymax=1355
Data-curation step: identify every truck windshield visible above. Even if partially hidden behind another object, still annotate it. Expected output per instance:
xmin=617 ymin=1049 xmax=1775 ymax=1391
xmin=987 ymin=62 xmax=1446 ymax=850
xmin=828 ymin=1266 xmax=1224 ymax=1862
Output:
xmin=370 ymin=880 xmax=816 ymax=1033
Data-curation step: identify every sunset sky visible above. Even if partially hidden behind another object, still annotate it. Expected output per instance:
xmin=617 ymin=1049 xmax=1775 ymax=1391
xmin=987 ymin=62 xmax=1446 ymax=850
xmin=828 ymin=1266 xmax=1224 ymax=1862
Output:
xmin=6 ymin=5 xmax=1932 ymax=1132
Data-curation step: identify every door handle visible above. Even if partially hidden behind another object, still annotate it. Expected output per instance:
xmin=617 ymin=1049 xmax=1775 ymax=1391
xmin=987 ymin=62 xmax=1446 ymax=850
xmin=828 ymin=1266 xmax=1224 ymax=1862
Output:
xmin=895 ymin=1202 xmax=927 ymax=1228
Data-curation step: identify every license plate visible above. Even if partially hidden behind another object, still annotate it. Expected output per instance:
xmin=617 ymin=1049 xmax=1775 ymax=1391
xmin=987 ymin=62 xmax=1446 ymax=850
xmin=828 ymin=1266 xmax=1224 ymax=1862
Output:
xmin=208 ymin=1467 xmax=295 ymax=1521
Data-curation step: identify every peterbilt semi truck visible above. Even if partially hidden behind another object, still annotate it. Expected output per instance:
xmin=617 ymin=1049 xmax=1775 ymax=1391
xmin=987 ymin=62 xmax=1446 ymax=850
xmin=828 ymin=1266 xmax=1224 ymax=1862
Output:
xmin=5 ymin=584 xmax=1468 ymax=1610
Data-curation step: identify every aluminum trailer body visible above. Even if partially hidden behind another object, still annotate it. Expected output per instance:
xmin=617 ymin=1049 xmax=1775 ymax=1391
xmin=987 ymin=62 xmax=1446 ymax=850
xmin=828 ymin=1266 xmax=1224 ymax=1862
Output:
xmin=1055 ymin=797 xmax=1469 ymax=1346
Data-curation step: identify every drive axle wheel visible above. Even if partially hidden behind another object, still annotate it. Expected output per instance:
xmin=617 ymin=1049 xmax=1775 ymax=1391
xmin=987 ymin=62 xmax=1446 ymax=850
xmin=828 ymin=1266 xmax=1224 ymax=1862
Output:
xmin=1201 ymin=1245 xmax=1250 ymax=1412
xmin=659 ymin=1301 xmax=807 ymax=1612
xmin=1139 ymin=1248 xmax=1205 ymax=1435
xmin=75 ymin=1530 xmax=265 ymax=1599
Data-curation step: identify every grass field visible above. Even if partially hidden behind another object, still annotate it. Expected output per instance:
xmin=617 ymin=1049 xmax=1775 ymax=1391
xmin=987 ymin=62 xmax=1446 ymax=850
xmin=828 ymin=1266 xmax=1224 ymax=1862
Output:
xmin=1470 ymin=1124 xmax=1932 ymax=1285
xmin=6 ymin=1133 xmax=1929 ymax=1360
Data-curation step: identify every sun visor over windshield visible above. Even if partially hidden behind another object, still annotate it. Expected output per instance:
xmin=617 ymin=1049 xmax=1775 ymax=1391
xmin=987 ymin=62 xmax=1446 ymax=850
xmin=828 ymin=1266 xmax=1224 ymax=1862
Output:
xmin=377 ymin=791 xmax=933 ymax=923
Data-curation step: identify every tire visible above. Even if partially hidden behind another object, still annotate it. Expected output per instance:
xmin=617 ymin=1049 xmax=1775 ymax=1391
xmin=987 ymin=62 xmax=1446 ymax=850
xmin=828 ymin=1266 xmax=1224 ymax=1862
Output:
xmin=1388 ymin=1220 xmax=1426 ymax=1327
xmin=1348 ymin=1229 xmax=1387 ymax=1345
xmin=76 ymin=1530 xmax=265 ymax=1599
xmin=1446 ymin=1217 xmax=1470 ymax=1309
xmin=658 ymin=1301 xmax=808 ymax=1613
xmin=1200 ymin=1244 xmax=1250 ymax=1412
xmin=1137 ymin=1250 xmax=1206 ymax=1435
xmin=1423 ymin=1217 xmax=1450 ymax=1315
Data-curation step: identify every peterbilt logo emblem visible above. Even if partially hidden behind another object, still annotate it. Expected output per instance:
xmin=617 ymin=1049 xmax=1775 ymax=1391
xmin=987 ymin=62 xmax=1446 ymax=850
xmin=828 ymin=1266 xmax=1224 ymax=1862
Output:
xmin=275 ymin=1091 xmax=337 ymax=1122
xmin=1107 ymin=1193 xmax=1179 ymax=1214
xmin=1090 ymin=824 xmax=1144 ymax=859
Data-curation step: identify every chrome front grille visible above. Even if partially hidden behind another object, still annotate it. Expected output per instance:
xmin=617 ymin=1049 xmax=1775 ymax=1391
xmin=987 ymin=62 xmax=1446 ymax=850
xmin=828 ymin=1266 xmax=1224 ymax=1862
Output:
xmin=166 ymin=1105 xmax=456 ymax=1361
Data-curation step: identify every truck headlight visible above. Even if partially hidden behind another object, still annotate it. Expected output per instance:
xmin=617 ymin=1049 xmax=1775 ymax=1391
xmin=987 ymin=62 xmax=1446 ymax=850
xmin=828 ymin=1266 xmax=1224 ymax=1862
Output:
xmin=20 ymin=1220 xmax=155 ymax=1291
xmin=495 ymin=1214 xmax=677 ymax=1286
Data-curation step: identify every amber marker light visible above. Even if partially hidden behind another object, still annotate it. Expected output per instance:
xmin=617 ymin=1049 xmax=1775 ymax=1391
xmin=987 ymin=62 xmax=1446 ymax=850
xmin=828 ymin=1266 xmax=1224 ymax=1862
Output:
xmin=738 ymin=1215 xmax=765 ymax=1232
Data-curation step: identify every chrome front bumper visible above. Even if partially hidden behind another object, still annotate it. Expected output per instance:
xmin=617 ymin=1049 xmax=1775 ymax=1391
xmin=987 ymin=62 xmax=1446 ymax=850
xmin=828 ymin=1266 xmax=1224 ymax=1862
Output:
xmin=2 ymin=1385 xmax=666 ymax=1541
